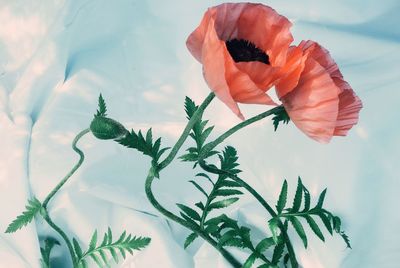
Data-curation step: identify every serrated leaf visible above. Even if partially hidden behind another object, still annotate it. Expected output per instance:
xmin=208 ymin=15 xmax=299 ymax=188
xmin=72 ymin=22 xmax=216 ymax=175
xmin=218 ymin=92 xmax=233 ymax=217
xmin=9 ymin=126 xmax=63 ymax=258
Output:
xmin=208 ymin=197 xmax=239 ymax=210
xmin=271 ymin=106 xmax=290 ymax=131
xmin=268 ymin=219 xmax=280 ymax=244
xmin=340 ymin=232 xmax=351 ymax=249
xmin=184 ymin=232 xmax=199 ymax=249
xmin=177 ymin=203 xmax=201 ymax=221
xmin=255 ymin=237 xmax=275 ymax=253
xmin=220 ymin=180 xmax=241 ymax=188
xmin=291 ymin=177 xmax=303 ymax=212
xmin=289 ymin=217 xmax=307 ymax=248
xmin=302 ymin=186 xmax=311 ymax=212
xmin=96 ymin=94 xmax=107 ymax=117
xmin=189 ymin=180 xmax=208 ymax=197
xmin=272 ymin=242 xmax=285 ymax=264
xmin=243 ymin=254 xmax=257 ymax=268
xmin=90 ymin=254 xmax=102 ymax=267
xmin=73 ymin=238 xmax=83 ymax=258
xmin=77 ymin=229 xmax=150 ymax=267
xmin=6 ymin=198 xmax=41 ymax=233
xmin=304 ymin=215 xmax=325 ymax=242
xmin=221 ymin=237 xmax=244 ymax=248
xmin=276 ymin=180 xmax=288 ymax=214
xmin=318 ymin=212 xmax=333 ymax=235
xmin=316 ymin=189 xmax=327 ymax=208
xmin=116 ymin=128 xmax=166 ymax=161
xmin=195 ymin=202 xmax=205 ymax=210
xmin=214 ymin=189 xmax=243 ymax=197
xmin=332 ymin=216 xmax=341 ymax=232
xmin=218 ymin=230 xmax=237 ymax=246
xmin=184 ymin=96 xmax=197 ymax=119
xmin=89 ymin=230 xmax=98 ymax=251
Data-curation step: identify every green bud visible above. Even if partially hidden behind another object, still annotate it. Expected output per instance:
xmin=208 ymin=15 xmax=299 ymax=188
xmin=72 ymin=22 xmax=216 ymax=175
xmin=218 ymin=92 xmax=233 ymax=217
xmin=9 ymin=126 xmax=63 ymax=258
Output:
xmin=90 ymin=116 xmax=128 ymax=140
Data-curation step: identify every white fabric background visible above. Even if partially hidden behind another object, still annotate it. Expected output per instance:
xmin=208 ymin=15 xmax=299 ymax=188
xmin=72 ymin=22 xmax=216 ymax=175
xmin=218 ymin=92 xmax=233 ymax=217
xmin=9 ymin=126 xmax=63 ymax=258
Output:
xmin=0 ymin=0 xmax=399 ymax=267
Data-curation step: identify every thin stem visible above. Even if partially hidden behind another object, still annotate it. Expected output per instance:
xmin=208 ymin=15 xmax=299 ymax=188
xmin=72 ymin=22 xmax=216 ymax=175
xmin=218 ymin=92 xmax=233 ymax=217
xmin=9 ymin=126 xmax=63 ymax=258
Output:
xmin=158 ymin=93 xmax=215 ymax=170
xmin=199 ymin=105 xmax=282 ymax=159
xmin=41 ymin=128 xmax=90 ymax=268
xmin=43 ymin=128 xmax=90 ymax=209
xmin=145 ymin=167 xmax=242 ymax=268
xmin=42 ymin=211 xmax=77 ymax=266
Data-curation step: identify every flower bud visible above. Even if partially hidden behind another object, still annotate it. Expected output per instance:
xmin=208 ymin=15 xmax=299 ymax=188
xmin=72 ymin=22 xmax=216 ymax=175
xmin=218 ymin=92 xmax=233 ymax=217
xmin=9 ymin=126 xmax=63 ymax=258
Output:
xmin=90 ymin=116 xmax=128 ymax=140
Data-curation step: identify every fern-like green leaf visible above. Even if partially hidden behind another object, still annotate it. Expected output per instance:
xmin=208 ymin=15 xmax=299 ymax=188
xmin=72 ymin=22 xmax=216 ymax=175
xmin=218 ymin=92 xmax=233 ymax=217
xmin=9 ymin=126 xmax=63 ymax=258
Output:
xmin=6 ymin=198 xmax=42 ymax=233
xmin=116 ymin=128 xmax=169 ymax=162
xmin=276 ymin=180 xmax=288 ymax=214
xmin=96 ymin=94 xmax=107 ymax=117
xmin=76 ymin=228 xmax=150 ymax=267
xmin=271 ymin=106 xmax=290 ymax=131
xmin=177 ymin=203 xmax=201 ymax=221
xmin=208 ymin=197 xmax=239 ymax=210
xmin=243 ymin=254 xmax=257 ymax=268
xmin=291 ymin=177 xmax=303 ymax=212
xmin=272 ymin=241 xmax=285 ymax=264
xmin=316 ymin=189 xmax=327 ymax=208
xmin=304 ymin=215 xmax=325 ymax=242
xmin=255 ymin=237 xmax=275 ymax=253
xmin=184 ymin=232 xmax=198 ymax=249
xmin=289 ymin=217 xmax=307 ymax=248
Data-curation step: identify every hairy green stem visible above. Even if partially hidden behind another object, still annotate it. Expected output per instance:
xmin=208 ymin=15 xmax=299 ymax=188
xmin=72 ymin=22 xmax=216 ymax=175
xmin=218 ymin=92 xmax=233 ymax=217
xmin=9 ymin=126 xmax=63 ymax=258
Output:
xmin=158 ymin=93 xmax=215 ymax=170
xmin=41 ymin=128 xmax=90 ymax=268
xmin=43 ymin=128 xmax=90 ymax=208
xmin=42 ymin=211 xmax=77 ymax=266
xmin=199 ymin=105 xmax=283 ymax=159
xmin=145 ymin=168 xmax=242 ymax=268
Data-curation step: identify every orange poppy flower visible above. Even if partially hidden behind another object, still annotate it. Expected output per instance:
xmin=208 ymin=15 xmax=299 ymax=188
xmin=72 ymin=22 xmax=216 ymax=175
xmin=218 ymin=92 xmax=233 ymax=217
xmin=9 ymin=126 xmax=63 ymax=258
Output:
xmin=186 ymin=3 xmax=295 ymax=119
xmin=275 ymin=41 xmax=363 ymax=143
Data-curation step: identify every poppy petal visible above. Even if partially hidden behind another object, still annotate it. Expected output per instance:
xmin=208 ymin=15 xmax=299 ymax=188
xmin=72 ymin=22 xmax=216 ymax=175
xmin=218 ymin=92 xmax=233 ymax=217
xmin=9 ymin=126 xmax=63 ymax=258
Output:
xmin=334 ymin=89 xmax=363 ymax=136
xmin=201 ymin=15 xmax=244 ymax=119
xmin=186 ymin=9 xmax=215 ymax=63
xmin=275 ymin=46 xmax=307 ymax=98
xmin=225 ymin=61 xmax=276 ymax=105
xmin=281 ymin=57 xmax=341 ymax=143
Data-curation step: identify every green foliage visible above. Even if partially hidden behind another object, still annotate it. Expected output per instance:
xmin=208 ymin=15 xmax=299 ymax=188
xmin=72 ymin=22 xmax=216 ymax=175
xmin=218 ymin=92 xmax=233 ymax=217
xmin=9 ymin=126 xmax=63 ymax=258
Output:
xmin=40 ymin=237 xmax=60 ymax=268
xmin=96 ymin=94 xmax=107 ymax=117
xmin=273 ymin=177 xmax=351 ymax=250
xmin=91 ymin=94 xmax=168 ymax=163
xmin=116 ymin=128 xmax=169 ymax=163
xmin=271 ymin=106 xmax=290 ymax=131
xmin=179 ymin=97 xmax=218 ymax=164
xmin=6 ymin=198 xmax=42 ymax=233
xmin=75 ymin=228 xmax=150 ymax=268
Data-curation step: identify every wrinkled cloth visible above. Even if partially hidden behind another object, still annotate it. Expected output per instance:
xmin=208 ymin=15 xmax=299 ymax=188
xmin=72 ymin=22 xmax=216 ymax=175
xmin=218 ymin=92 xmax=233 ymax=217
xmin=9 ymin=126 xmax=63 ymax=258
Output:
xmin=0 ymin=0 xmax=399 ymax=267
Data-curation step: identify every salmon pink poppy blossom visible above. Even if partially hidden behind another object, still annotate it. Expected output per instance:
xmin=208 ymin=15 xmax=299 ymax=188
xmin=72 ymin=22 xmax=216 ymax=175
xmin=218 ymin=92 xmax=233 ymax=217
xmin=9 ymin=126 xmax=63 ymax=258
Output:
xmin=186 ymin=3 xmax=295 ymax=119
xmin=275 ymin=40 xmax=363 ymax=143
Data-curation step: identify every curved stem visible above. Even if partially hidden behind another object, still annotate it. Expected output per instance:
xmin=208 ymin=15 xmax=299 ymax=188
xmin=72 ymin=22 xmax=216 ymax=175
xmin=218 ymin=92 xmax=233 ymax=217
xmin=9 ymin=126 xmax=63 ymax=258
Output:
xmin=200 ymin=105 xmax=282 ymax=159
xmin=42 ymin=211 xmax=78 ymax=266
xmin=145 ymin=168 xmax=242 ymax=268
xmin=43 ymin=128 xmax=90 ymax=209
xmin=41 ymin=128 xmax=90 ymax=268
xmin=158 ymin=93 xmax=215 ymax=170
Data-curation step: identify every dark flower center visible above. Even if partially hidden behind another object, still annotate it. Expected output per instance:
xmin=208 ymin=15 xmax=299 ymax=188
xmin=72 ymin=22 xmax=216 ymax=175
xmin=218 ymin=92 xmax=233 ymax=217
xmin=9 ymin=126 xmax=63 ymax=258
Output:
xmin=225 ymin=39 xmax=270 ymax=64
